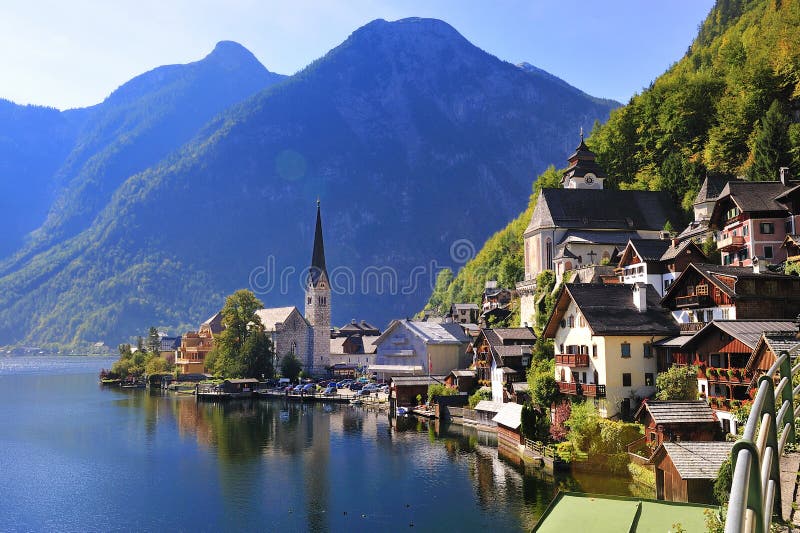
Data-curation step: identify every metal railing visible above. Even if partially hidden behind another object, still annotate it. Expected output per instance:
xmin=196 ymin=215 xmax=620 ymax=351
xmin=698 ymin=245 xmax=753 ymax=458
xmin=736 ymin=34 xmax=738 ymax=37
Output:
xmin=725 ymin=351 xmax=797 ymax=533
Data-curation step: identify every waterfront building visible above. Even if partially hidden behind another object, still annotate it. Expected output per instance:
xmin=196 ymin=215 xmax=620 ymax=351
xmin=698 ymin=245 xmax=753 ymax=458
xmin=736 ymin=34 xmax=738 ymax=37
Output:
xmin=444 ymin=369 xmax=476 ymax=392
xmin=176 ymin=312 xmax=223 ymax=374
xmin=651 ymin=441 xmax=734 ymax=504
xmin=544 ymin=283 xmax=678 ymax=418
xmin=468 ymin=327 xmax=535 ymax=403
xmin=615 ymin=238 xmax=706 ymax=296
xmin=493 ymin=402 xmax=524 ymax=453
xmin=389 ymin=375 xmax=446 ymax=407
xmin=370 ymin=319 xmax=470 ymax=380
xmin=517 ymin=134 xmax=682 ymax=327
xmin=633 ymin=400 xmax=720 ymax=454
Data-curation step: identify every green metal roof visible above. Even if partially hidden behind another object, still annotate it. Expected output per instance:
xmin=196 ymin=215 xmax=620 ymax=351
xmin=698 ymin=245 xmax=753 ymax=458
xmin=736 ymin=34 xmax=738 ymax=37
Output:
xmin=533 ymin=492 xmax=714 ymax=533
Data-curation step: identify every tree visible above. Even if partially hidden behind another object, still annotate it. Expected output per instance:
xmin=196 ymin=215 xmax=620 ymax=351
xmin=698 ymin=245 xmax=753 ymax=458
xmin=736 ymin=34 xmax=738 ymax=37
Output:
xmin=427 ymin=383 xmax=456 ymax=404
xmin=750 ymin=100 xmax=792 ymax=181
xmin=145 ymin=356 xmax=170 ymax=375
xmin=208 ymin=289 xmax=266 ymax=378
xmin=280 ymin=353 xmax=302 ymax=382
xmin=521 ymin=402 xmax=550 ymax=441
xmin=240 ymin=330 xmax=275 ymax=379
xmin=713 ymin=457 xmax=733 ymax=505
xmin=655 ymin=365 xmax=699 ymax=400
xmin=147 ymin=326 xmax=161 ymax=354
xmin=530 ymin=372 xmax=559 ymax=408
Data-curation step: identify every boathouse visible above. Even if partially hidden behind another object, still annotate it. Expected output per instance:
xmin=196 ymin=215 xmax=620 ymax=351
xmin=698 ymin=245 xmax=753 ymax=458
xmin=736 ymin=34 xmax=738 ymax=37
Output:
xmin=652 ymin=441 xmax=733 ymax=504
xmin=493 ymin=402 xmax=523 ymax=451
xmin=634 ymin=400 xmax=721 ymax=451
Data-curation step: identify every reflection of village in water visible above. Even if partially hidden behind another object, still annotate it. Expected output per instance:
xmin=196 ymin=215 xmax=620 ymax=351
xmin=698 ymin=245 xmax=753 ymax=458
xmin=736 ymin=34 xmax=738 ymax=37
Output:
xmin=113 ymin=389 xmax=648 ymax=531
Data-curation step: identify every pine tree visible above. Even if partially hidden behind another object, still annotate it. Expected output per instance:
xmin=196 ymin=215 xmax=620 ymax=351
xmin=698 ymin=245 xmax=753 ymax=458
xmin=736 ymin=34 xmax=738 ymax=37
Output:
xmin=750 ymin=100 xmax=792 ymax=181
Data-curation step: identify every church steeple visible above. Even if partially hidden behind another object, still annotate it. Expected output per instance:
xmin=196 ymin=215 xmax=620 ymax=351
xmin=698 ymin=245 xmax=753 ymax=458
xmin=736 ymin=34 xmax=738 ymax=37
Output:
xmin=309 ymin=199 xmax=327 ymax=287
xmin=561 ymin=131 xmax=606 ymax=189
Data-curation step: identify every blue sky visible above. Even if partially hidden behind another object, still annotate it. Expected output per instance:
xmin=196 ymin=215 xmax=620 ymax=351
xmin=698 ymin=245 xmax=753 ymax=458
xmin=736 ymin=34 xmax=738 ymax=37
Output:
xmin=1 ymin=0 xmax=715 ymax=110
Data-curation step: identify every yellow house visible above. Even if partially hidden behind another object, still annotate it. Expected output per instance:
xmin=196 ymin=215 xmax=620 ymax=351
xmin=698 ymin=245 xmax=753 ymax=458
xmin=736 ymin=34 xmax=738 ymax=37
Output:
xmin=544 ymin=282 xmax=678 ymax=418
xmin=175 ymin=312 xmax=224 ymax=375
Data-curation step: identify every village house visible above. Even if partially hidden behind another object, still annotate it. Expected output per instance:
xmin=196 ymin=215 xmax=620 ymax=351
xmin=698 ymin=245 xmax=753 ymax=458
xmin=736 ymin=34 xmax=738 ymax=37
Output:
xmin=652 ymin=441 xmax=734 ymax=504
xmin=544 ymin=283 xmax=678 ymax=418
xmin=616 ymin=238 xmax=707 ymax=296
xmin=448 ymin=303 xmax=480 ymax=324
xmin=517 ymin=134 xmax=682 ymax=327
xmin=633 ymin=401 xmax=721 ymax=454
xmin=745 ymin=329 xmax=800 ymax=384
xmin=660 ymin=262 xmax=800 ymax=327
xmin=662 ymin=319 xmax=796 ymax=434
xmin=158 ymin=335 xmax=181 ymax=365
xmin=176 ymin=312 xmax=223 ymax=375
xmin=370 ymin=319 xmax=470 ymax=381
xmin=444 ymin=369 xmax=477 ymax=393
xmin=328 ymin=325 xmax=380 ymax=378
xmin=708 ymin=170 xmax=800 ymax=267
xmin=468 ymin=327 xmax=536 ymax=403
xmin=482 ymin=281 xmax=512 ymax=313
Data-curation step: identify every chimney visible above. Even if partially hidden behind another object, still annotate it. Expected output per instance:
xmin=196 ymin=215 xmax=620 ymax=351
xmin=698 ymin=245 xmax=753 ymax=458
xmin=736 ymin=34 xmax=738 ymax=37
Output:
xmin=632 ymin=283 xmax=647 ymax=312
xmin=780 ymin=167 xmax=790 ymax=186
xmin=752 ymin=256 xmax=763 ymax=274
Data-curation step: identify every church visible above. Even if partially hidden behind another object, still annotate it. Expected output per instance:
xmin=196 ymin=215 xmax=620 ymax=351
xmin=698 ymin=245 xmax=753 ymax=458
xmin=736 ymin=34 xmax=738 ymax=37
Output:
xmin=517 ymin=135 xmax=682 ymax=326
xmin=255 ymin=201 xmax=331 ymax=376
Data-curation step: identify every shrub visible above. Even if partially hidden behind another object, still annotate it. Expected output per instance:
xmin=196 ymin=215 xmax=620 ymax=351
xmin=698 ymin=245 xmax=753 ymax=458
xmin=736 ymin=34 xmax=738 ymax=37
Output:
xmin=468 ymin=388 xmax=492 ymax=408
xmin=427 ymin=383 xmax=456 ymax=404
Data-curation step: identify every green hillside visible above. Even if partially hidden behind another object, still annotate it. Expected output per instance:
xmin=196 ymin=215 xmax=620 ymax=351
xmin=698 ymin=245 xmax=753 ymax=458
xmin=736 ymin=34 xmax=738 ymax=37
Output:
xmin=423 ymin=0 xmax=800 ymax=315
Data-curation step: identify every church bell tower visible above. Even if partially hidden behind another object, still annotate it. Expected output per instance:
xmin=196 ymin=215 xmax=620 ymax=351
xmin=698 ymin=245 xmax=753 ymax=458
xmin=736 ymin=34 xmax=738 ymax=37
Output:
xmin=305 ymin=200 xmax=331 ymax=373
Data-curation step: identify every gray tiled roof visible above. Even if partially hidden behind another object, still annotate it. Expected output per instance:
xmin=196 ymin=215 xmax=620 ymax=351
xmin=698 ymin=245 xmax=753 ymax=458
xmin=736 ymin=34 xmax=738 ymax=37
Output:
xmin=709 ymin=320 xmax=796 ymax=350
xmin=563 ymin=283 xmax=679 ymax=336
xmin=660 ymin=442 xmax=734 ymax=479
xmin=762 ymin=331 xmax=800 ymax=355
xmin=660 ymin=239 xmax=705 ymax=262
xmin=255 ymin=307 xmax=301 ymax=332
xmin=693 ymin=176 xmax=731 ymax=205
xmin=493 ymin=328 xmax=537 ymax=342
xmin=526 ymin=188 xmax=682 ymax=234
xmin=390 ymin=375 xmax=446 ymax=386
xmin=628 ymin=239 xmax=671 ymax=262
xmin=717 ymin=180 xmax=795 ymax=213
xmin=638 ymin=401 xmax=716 ymax=425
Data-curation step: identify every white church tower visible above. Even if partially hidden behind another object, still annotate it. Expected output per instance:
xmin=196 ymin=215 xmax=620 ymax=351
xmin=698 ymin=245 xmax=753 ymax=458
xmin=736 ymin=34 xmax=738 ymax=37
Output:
xmin=305 ymin=200 xmax=331 ymax=374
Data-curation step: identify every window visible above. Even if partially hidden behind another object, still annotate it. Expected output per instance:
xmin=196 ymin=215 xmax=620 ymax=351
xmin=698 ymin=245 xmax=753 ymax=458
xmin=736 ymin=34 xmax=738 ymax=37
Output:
xmin=568 ymin=315 xmax=575 ymax=328
xmin=721 ymin=308 xmax=730 ymax=320
xmin=621 ymin=343 xmax=631 ymax=358
xmin=760 ymin=222 xmax=775 ymax=234
xmin=579 ymin=315 xmax=585 ymax=327
xmin=644 ymin=373 xmax=654 ymax=386
xmin=307 ymin=297 xmax=312 ymax=304
xmin=622 ymin=373 xmax=632 ymax=387
xmin=643 ymin=343 xmax=652 ymax=358
xmin=546 ymin=239 xmax=553 ymax=271
xmin=560 ymin=344 xmax=564 ymax=354
xmin=764 ymin=245 xmax=773 ymax=259
xmin=786 ymin=221 xmax=793 ymax=233
xmin=696 ymin=284 xmax=708 ymax=296
xmin=582 ymin=372 xmax=587 ymax=383
xmin=592 ymin=345 xmax=598 ymax=358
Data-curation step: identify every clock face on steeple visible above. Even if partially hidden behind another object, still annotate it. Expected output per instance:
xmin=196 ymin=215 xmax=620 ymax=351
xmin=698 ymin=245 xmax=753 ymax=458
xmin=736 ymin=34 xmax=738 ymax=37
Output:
xmin=584 ymin=173 xmax=595 ymax=184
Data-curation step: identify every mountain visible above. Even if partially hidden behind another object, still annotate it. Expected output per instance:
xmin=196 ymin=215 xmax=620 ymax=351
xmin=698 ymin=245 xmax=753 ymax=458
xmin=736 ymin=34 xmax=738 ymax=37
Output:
xmin=423 ymin=0 xmax=800 ymax=319
xmin=0 ymin=18 xmax=617 ymax=350
xmin=0 ymin=100 xmax=87 ymax=257
xmin=0 ymin=41 xmax=285 ymax=274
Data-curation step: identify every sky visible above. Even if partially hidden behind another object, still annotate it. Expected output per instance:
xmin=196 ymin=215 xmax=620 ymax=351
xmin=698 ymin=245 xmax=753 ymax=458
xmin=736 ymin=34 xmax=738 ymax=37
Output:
xmin=1 ymin=0 xmax=717 ymax=110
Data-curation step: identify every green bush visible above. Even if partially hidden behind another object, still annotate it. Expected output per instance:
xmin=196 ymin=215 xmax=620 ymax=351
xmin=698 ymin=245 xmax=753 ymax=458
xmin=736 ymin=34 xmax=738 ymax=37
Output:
xmin=468 ymin=388 xmax=492 ymax=408
xmin=427 ymin=383 xmax=457 ymax=404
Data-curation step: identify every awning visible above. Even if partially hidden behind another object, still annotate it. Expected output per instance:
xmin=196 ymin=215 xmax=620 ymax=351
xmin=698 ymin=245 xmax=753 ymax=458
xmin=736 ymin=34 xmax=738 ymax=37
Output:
xmin=367 ymin=364 xmax=424 ymax=373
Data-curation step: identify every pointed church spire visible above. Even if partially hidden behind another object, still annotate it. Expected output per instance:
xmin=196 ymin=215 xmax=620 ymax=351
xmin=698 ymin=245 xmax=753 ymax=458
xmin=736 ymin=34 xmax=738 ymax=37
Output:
xmin=310 ymin=200 xmax=327 ymax=285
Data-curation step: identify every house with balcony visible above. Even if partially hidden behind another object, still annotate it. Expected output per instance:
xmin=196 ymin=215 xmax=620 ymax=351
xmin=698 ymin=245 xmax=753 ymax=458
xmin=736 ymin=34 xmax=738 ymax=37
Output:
xmin=176 ymin=312 xmax=224 ymax=375
xmin=468 ymin=327 xmax=536 ymax=403
xmin=708 ymin=172 xmax=800 ymax=267
xmin=616 ymin=238 xmax=707 ymax=296
xmin=448 ymin=303 xmax=480 ymax=324
xmin=370 ymin=320 xmax=470 ymax=380
xmin=660 ymin=262 xmax=800 ymax=326
xmin=676 ymin=320 xmax=796 ymax=434
xmin=544 ymin=282 xmax=678 ymax=418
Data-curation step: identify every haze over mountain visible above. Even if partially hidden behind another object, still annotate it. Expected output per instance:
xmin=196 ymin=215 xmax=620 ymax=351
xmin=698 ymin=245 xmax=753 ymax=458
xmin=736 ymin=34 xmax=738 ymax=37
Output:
xmin=0 ymin=17 xmax=617 ymax=350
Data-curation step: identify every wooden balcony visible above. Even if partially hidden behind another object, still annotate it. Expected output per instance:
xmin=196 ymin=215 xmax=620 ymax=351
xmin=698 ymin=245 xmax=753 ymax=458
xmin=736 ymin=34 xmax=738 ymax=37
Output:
xmin=557 ymin=381 xmax=580 ymax=395
xmin=703 ymin=368 xmax=751 ymax=384
xmin=674 ymin=294 xmax=712 ymax=308
xmin=582 ymin=384 xmax=606 ymax=397
xmin=679 ymin=322 xmax=706 ymax=333
xmin=555 ymin=353 xmax=590 ymax=367
xmin=717 ymin=235 xmax=746 ymax=252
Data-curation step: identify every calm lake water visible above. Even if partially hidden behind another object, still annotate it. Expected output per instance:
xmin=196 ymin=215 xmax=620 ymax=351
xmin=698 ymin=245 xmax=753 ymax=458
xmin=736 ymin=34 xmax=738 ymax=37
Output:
xmin=0 ymin=356 xmax=642 ymax=532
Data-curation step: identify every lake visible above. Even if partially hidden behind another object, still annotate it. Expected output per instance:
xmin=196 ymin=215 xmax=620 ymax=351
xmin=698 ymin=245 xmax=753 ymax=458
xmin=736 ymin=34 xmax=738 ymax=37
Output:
xmin=0 ymin=356 xmax=641 ymax=532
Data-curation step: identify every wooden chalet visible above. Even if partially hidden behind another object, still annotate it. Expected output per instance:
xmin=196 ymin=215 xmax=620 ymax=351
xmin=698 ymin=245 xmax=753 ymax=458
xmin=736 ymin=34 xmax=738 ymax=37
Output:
xmin=652 ymin=441 xmax=734 ymax=504
xmin=616 ymin=238 xmax=707 ymax=296
xmin=745 ymin=330 xmax=800 ymax=381
xmin=444 ymin=369 xmax=477 ymax=392
xmin=470 ymin=327 xmax=536 ymax=384
xmin=782 ymin=234 xmax=800 ymax=263
xmin=633 ymin=401 xmax=720 ymax=453
xmin=389 ymin=375 xmax=446 ymax=408
xmin=661 ymin=262 xmax=800 ymax=327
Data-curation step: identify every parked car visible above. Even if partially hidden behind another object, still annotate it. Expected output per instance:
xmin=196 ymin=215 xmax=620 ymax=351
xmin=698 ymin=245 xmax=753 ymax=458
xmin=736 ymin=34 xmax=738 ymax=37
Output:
xmin=337 ymin=380 xmax=353 ymax=388
xmin=301 ymin=383 xmax=316 ymax=393
xmin=356 ymin=389 xmax=372 ymax=397
xmin=284 ymin=385 xmax=294 ymax=393
xmin=323 ymin=386 xmax=337 ymax=395
xmin=292 ymin=384 xmax=304 ymax=393
xmin=349 ymin=382 xmax=364 ymax=391
xmin=380 ymin=385 xmax=389 ymax=394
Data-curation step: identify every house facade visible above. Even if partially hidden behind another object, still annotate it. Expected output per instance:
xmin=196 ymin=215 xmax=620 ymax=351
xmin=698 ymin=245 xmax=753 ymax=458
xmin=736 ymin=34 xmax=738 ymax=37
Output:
xmin=370 ymin=320 xmax=470 ymax=380
xmin=634 ymin=400 xmax=720 ymax=453
xmin=544 ymin=283 xmax=678 ymax=418
xmin=661 ymin=263 xmax=800 ymax=327
xmin=176 ymin=312 xmax=224 ymax=375
xmin=616 ymin=238 xmax=707 ymax=296
xmin=652 ymin=441 xmax=734 ymax=504
xmin=469 ymin=327 xmax=535 ymax=403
